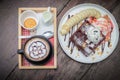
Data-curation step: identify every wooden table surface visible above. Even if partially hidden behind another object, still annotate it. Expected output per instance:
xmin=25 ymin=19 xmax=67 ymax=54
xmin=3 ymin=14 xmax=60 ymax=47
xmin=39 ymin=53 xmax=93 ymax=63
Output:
xmin=0 ymin=0 xmax=120 ymax=80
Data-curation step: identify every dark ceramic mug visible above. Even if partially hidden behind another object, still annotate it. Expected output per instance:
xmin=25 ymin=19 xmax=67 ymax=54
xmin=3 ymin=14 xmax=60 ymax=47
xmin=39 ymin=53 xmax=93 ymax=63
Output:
xmin=17 ymin=36 xmax=52 ymax=64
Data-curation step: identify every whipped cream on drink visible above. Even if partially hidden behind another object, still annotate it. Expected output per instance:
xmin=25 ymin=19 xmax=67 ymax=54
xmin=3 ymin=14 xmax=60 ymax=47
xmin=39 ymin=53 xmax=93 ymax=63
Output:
xmin=24 ymin=38 xmax=50 ymax=61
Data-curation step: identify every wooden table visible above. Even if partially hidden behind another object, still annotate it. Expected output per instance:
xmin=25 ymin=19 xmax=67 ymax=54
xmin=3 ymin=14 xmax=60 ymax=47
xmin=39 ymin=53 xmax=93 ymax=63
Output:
xmin=0 ymin=0 xmax=120 ymax=80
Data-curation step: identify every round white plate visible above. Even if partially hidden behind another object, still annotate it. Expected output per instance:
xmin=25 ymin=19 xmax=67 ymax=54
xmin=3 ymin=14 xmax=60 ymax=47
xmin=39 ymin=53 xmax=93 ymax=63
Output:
xmin=58 ymin=3 xmax=119 ymax=63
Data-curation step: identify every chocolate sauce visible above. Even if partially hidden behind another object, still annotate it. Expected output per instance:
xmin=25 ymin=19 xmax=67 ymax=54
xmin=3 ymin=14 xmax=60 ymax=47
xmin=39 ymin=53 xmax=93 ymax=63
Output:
xmin=68 ymin=24 xmax=79 ymax=54
xmin=68 ymin=25 xmax=74 ymax=48
xmin=64 ymin=15 xmax=71 ymax=41
xmin=63 ymin=15 xmax=113 ymax=56
xmin=64 ymin=15 xmax=76 ymax=54
xmin=63 ymin=15 xmax=108 ymax=56
xmin=101 ymin=43 xmax=105 ymax=53
xmin=68 ymin=15 xmax=74 ymax=48
xmin=108 ymin=27 xmax=113 ymax=47
xmin=108 ymin=40 xmax=110 ymax=47
xmin=64 ymin=34 xmax=67 ymax=41
xmin=77 ymin=23 xmax=79 ymax=29
xmin=69 ymin=20 xmax=106 ymax=56
xmin=68 ymin=15 xmax=79 ymax=54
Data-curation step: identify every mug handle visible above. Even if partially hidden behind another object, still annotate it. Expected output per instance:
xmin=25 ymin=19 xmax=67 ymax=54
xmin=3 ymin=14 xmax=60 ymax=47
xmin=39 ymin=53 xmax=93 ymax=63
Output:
xmin=17 ymin=49 xmax=24 ymax=54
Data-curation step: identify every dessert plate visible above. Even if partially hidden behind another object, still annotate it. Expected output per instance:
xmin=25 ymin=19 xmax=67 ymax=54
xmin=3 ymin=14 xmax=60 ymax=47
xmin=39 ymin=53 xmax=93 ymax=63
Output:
xmin=58 ymin=3 xmax=119 ymax=63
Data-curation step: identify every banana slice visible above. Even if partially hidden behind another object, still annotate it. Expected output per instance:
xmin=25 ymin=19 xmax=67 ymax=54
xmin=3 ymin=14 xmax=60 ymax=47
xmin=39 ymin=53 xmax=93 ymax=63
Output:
xmin=61 ymin=8 xmax=101 ymax=35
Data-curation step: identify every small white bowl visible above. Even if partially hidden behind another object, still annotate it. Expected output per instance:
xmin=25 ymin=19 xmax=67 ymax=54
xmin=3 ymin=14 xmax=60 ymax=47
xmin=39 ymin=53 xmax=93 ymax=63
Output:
xmin=19 ymin=10 xmax=39 ymax=30
xmin=42 ymin=7 xmax=53 ymax=25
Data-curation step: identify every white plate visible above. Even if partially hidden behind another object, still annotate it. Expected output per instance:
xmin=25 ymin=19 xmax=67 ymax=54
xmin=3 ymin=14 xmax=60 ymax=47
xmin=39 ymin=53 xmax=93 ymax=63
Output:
xmin=58 ymin=3 xmax=119 ymax=63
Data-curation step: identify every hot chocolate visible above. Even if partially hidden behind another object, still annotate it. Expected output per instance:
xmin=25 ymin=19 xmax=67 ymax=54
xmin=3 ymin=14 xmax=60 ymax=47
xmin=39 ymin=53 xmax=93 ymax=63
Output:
xmin=24 ymin=37 xmax=50 ymax=62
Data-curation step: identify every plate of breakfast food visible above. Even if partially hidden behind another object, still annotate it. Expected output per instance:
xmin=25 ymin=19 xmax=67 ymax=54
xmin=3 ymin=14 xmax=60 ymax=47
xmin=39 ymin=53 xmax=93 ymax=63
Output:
xmin=58 ymin=3 xmax=119 ymax=63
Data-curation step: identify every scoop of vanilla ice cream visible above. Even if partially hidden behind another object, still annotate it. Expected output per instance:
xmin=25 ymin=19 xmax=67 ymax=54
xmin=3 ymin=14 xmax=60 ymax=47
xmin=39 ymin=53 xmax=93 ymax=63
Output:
xmin=85 ymin=25 xmax=102 ymax=44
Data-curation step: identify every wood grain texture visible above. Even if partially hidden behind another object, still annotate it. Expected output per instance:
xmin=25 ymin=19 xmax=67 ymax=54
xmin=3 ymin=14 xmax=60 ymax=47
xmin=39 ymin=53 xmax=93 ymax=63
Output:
xmin=81 ymin=3 xmax=120 ymax=80
xmin=56 ymin=0 xmax=120 ymax=80
xmin=0 ymin=0 xmax=120 ymax=80
xmin=0 ymin=0 xmax=70 ymax=80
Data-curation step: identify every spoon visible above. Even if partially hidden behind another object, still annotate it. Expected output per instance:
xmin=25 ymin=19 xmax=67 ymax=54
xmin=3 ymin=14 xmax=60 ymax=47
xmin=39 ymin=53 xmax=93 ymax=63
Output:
xmin=19 ymin=31 xmax=53 ymax=39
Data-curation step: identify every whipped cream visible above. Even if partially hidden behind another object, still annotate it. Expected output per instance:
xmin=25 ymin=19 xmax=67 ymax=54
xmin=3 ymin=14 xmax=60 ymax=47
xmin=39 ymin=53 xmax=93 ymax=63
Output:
xmin=92 ymin=18 xmax=109 ymax=35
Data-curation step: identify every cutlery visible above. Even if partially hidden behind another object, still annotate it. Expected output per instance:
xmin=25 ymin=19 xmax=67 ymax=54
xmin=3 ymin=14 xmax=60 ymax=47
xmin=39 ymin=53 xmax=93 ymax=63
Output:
xmin=19 ymin=31 xmax=53 ymax=39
